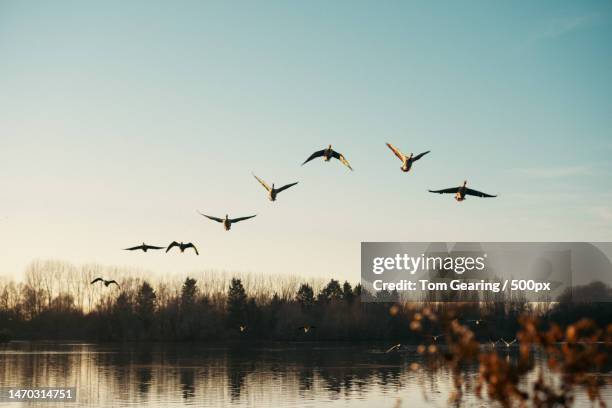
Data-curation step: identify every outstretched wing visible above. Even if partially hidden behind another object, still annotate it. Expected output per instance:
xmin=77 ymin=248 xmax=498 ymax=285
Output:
xmin=276 ymin=181 xmax=298 ymax=194
xmin=465 ymin=188 xmax=496 ymax=198
xmin=230 ymin=214 xmax=257 ymax=223
xmin=185 ymin=243 xmax=199 ymax=255
xmin=107 ymin=280 xmax=120 ymax=288
xmin=123 ymin=245 xmax=143 ymax=251
xmin=144 ymin=245 xmax=164 ymax=250
xmin=412 ymin=150 xmax=431 ymax=161
xmin=428 ymin=187 xmax=460 ymax=194
xmin=331 ymin=150 xmax=353 ymax=170
xmin=386 ymin=142 xmax=405 ymax=161
xmin=90 ymin=277 xmax=103 ymax=285
xmin=252 ymin=173 xmax=271 ymax=192
xmin=301 ymin=150 xmax=325 ymax=165
xmin=166 ymin=241 xmax=179 ymax=253
xmin=197 ymin=211 xmax=223 ymax=223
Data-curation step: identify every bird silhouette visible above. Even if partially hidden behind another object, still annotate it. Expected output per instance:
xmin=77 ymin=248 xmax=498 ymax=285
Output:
xmin=90 ymin=278 xmax=120 ymax=288
xmin=197 ymin=212 xmax=257 ymax=231
xmin=385 ymin=343 xmax=402 ymax=353
xmin=429 ymin=180 xmax=496 ymax=202
xmin=385 ymin=143 xmax=430 ymax=172
xmin=501 ymin=338 xmax=517 ymax=348
xmin=297 ymin=325 xmax=316 ymax=334
xmin=166 ymin=241 xmax=199 ymax=255
xmin=123 ymin=243 xmax=164 ymax=252
xmin=302 ymin=145 xmax=353 ymax=171
xmin=252 ymin=173 xmax=298 ymax=201
xmin=465 ymin=318 xmax=487 ymax=326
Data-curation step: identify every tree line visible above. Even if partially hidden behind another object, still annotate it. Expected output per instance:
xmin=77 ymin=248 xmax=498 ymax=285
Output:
xmin=0 ymin=260 xmax=609 ymax=342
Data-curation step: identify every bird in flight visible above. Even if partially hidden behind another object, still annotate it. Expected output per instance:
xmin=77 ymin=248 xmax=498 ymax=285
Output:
xmin=465 ymin=318 xmax=487 ymax=326
xmin=166 ymin=241 xmax=199 ymax=255
xmin=252 ymin=173 xmax=298 ymax=202
xmin=302 ymin=145 xmax=353 ymax=171
xmin=90 ymin=278 xmax=120 ymax=288
xmin=197 ymin=212 xmax=257 ymax=231
xmin=385 ymin=343 xmax=402 ymax=353
xmin=501 ymin=338 xmax=517 ymax=348
xmin=429 ymin=180 xmax=496 ymax=202
xmin=123 ymin=243 xmax=165 ymax=252
xmin=385 ymin=143 xmax=430 ymax=172
xmin=298 ymin=325 xmax=316 ymax=334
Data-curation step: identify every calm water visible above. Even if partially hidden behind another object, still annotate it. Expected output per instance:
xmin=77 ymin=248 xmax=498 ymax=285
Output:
xmin=0 ymin=342 xmax=609 ymax=407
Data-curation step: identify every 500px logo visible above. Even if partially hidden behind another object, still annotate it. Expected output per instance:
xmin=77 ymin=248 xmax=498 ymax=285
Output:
xmin=372 ymin=253 xmax=487 ymax=275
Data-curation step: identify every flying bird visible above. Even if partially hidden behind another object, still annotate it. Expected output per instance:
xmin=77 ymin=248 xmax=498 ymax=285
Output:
xmin=385 ymin=143 xmax=430 ymax=172
xmin=429 ymin=180 xmax=496 ymax=202
xmin=465 ymin=318 xmax=487 ymax=326
xmin=252 ymin=173 xmax=298 ymax=201
xmin=385 ymin=343 xmax=402 ymax=353
xmin=123 ymin=243 xmax=165 ymax=252
xmin=302 ymin=145 xmax=353 ymax=171
xmin=90 ymin=278 xmax=120 ymax=288
xmin=166 ymin=241 xmax=199 ymax=255
xmin=197 ymin=212 xmax=257 ymax=231
xmin=298 ymin=325 xmax=316 ymax=334
xmin=501 ymin=338 xmax=517 ymax=348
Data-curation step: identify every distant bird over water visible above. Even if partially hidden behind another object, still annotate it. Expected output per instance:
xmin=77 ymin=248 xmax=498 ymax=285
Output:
xmin=429 ymin=180 xmax=497 ymax=202
xmin=385 ymin=343 xmax=402 ymax=353
xmin=123 ymin=243 xmax=165 ymax=252
xmin=501 ymin=338 xmax=517 ymax=348
xmin=298 ymin=325 xmax=316 ymax=334
xmin=385 ymin=143 xmax=430 ymax=172
xmin=302 ymin=145 xmax=353 ymax=171
xmin=197 ymin=212 xmax=257 ymax=231
xmin=166 ymin=241 xmax=199 ymax=255
xmin=91 ymin=278 xmax=119 ymax=288
xmin=252 ymin=173 xmax=298 ymax=201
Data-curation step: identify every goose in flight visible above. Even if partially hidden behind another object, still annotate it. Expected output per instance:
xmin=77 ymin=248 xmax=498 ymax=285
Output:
xmin=385 ymin=343 xmax=402 ymax=353
xmin=252 ymin=173 xmax=298 ymax=202
xmin=298 ymin=325 xmax=316 ymax=334
xmin=429 ymin=180 xmax=496 ymax=202
xmin=385 ymin=143 xmax=430 ymax=172
xmin=91 ymin=278 xmax=120 ymax=288
xmin=501 ymin=338 xmax=517 ymax=348
xmin=123 ymin=243 xmax=165 ymax=252
xmin=197 ymin=212 xmax=257 ymax=231
xmin=466 ymin=318 xmax=487 ymax=326
xmin=166 ymin=241 xmax=199 ymax=255
xmin=302 ymin=145 xmax=353 ymax=171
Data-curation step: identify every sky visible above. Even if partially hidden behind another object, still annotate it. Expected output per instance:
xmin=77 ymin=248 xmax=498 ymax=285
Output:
xmin=1 ymin=1 xmax=611 ymax=282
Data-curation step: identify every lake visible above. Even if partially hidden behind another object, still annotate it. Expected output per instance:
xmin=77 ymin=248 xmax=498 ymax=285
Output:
xmin=0 ymin=342 xmax=609 ymax=407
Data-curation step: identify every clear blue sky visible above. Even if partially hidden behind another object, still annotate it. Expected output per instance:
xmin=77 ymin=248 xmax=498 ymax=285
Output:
xmin=1 ymin=1 xmax=611 ymax=281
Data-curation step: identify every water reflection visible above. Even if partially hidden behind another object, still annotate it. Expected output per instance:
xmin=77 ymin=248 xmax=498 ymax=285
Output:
xmin=0 ymin=342 xmax=608 ymax=407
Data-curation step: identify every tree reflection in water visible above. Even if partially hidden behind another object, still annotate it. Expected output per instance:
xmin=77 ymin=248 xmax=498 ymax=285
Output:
xmin=0 ymin=341 xmax=609 ymax=407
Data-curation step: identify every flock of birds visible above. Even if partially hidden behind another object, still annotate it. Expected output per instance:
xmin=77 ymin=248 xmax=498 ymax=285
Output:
xmin=89 ymin=143 xmax=497 ymax=289
xmin=385 ymin=337 xmax=517 ymax=354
